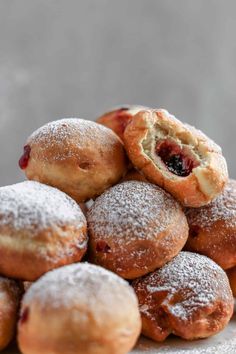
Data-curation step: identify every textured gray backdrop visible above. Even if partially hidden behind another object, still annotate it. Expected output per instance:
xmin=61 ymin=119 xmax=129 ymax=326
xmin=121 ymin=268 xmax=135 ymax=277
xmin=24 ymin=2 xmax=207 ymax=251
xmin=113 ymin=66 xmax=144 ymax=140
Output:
xmin=0 ymin=0 xmax=235 ymax=186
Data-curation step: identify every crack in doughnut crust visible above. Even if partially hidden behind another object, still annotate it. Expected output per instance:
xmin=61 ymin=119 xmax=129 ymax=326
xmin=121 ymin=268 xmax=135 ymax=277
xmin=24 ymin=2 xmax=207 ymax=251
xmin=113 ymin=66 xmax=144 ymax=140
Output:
xmin=185 ymin=179 xmax=236 ymax=270
xmin=123 ymin=109 xmax=228 ymax=207
xmin=0 ymin=277 xmax=22 ymax=350
xmin=19 ymin=118 xmax=128 ymax=202
xmin=88 ymin=181 xmax=188 ymax=279
xmin=18 ymin=263 xmax=141 ymax=354
xmin=132 ymin=252 xmax=234 ymax=341
xmin=96 ymin=105 xmax=148 ymax=141
xmin=0 ymin=181 xmax=87 ymax=281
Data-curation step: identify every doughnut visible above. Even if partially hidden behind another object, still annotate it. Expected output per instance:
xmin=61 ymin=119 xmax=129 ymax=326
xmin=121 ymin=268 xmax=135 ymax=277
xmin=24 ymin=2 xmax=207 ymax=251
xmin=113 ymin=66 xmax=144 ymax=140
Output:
xmin=0 ymin=181 xmax=87 ymax=281
xmin=96 ymin=105 xmax=148 ymax=141
xmin=124 ymin=109 xmax=228 ymax=207
xmin=0 ymin=277 xmax=22 ymax=350
xmin=19 ymin=118 xmax=128 ymax=203
xmin=227 ymin=267 xmax=236 ymax=297
xmin=18 ymin=263 xmax=141 ymax=354
xmin=185 ymin=179 xmax=236 ymax=269
xmin=88 ymin=181 xmax=188 ymax=279
xmin=132 ymin=252 xmax=234 ymax=341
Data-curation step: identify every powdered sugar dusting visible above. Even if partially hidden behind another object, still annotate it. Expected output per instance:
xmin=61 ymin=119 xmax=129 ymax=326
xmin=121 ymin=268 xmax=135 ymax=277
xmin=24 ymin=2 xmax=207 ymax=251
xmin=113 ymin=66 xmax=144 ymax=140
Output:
xmin=0 ymin=181 xmax=86 ymax=235
xmin=134 ymin=252 xmax=233 ymax=322
xmin=28 ymin=118 xmax=121 ymax=161
xmin=88 ymin=181 xmax=180 ymax=241
xmin=23 ymin=263 xmax=137 ymax=310
xmin=186 ymin=180 xmax=236 ymax=229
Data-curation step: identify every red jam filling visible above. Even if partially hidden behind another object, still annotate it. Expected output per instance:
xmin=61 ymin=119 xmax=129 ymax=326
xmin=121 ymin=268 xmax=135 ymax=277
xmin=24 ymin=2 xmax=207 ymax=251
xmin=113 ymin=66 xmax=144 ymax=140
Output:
xmin=190 ymin=225 xmax=200 ymax=238
xmin=115 ymin=108 xmax=131 ymax=134
xmin=19 ymin=145 xmax=31 ymax=170
xmin=155 ymin=139 xmax=199 ymax=177
xmin=20 ymin=307 xmax=29 ymax=324
xmin=96 ymin=241 xmax=111 ymax=253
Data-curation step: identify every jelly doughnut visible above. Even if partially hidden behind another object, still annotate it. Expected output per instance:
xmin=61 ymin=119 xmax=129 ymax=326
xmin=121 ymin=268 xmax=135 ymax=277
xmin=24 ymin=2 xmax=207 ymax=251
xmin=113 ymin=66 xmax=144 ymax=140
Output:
xmin=185 ymin=179 xmax=236 ymax=269
xmin=133 ymin=252 xmax=234 ymax=341
xmin=88 ymin=181 xmax=188 ymax=279
xmin=96 ymin=105 xmax=148 ymax=141
xmin=124 ymin=109 xmax=228 ymax=207
xmin=18 ymin=263 xmax=141 ymax=354
xmin=19 ymin=118 xmax=128 ymax=202
xmin=0 ymin=181 xmax=87 ymax=281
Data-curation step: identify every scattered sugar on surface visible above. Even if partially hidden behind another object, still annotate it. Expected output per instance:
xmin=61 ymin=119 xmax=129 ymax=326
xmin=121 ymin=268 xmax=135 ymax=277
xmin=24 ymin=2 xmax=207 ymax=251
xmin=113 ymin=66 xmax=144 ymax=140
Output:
xmin=88 ymin=181 xmax=180 ymax=241
xmin=23 ymin=263 xmax=136 ymax=310
xmin=28 ymin=118 xmax=120 ymax=161
xmin=0 ymin=181 xmax=86 ymax=235
xmin=186 ymin=180 xmax=236 ymax=229
xmin=135 ymin=252 xmax=232 ymax=322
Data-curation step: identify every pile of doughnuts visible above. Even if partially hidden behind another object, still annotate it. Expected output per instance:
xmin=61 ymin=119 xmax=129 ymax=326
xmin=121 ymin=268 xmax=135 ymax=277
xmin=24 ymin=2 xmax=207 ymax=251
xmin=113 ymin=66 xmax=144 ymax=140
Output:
xmin=0 ymin=106 xmax=235 ymax=354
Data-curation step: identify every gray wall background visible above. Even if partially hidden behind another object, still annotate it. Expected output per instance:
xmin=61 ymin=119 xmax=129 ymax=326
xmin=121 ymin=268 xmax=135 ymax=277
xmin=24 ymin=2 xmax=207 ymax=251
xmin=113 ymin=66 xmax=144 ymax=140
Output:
xmin=0 ymin=0 xmax=235 ymax=186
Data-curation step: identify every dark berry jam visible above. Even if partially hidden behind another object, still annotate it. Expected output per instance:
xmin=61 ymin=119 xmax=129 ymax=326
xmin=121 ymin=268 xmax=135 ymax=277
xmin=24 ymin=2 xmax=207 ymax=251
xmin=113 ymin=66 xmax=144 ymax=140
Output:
xmin=96 ymin=241 xmax=111 ymax=253
xmin=190 ymin=225 xmax=201 ymax=238
xmin=20 ymin=307 xmax=29 ymax=324
xmin=156 ymin=140 xmax=199 ymax=177
xmin=19 ymin=145 xmax=31 ymax=169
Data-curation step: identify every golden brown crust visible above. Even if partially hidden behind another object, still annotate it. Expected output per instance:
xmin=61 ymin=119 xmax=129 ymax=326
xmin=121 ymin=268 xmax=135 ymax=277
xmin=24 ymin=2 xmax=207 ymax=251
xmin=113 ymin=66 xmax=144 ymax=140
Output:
xmin=227 ymin=267 xmax=236 ymax=297
xmin=0 ymin=224 xmax=87 ymax=281
xmin=121 ymin=169 xmax=148 ymax=183
xmin=185 ymin=180 xmax=236 ymax=270
xmin=132 ymin=252 xmax=234 ymax=341
xmin=0 ymin=277 xmax=22 ymax=350
xmin=88 ymin=181 xmax=188 ymax=279
xmin=123 ymin=109 xmax=228 ymax=207
xmin=0 ymin=182 xmax=88 ymax=281
xmin=18 ymin=264 xmax=141 ymax=354
xmin=21 ymin=118 xmax=128 ymax=203
xmin=96 ymin=105 xmax=148 ymax=141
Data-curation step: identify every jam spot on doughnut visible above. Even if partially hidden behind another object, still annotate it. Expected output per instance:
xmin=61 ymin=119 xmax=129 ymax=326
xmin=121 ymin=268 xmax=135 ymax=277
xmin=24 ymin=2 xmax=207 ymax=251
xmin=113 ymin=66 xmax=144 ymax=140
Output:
xmin=96 ymin=241 xmax=111 ymax=253
xmin=20 ymin=307 xmax=29 ymax=324
xmin=19 ymin=145 xmax=31 ymax=169
xmin=190 ymin=225 xmax=200 ymax=238
xmin=115 ymin=108 xmax=131 ymax=134
xmin=156 ymin=140 xmax=199 ymax=177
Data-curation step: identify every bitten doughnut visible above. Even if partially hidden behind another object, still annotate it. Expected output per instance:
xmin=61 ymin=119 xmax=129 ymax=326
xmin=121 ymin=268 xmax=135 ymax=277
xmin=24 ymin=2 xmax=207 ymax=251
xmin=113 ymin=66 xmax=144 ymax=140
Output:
xmin=185 ymin=179 xmax=236 ymax=269
xmin=19 ymin=118 xmax=128 ymax=202
xmin=227 ymin=267 xmax=236 ymax=297
xmin=0 ymin=181 xmax=87 ymax=281
xmin=133 ymin=252 xmax=234 ymax=341
xmin=96 ymin=105 xmax=148 ymax=141
xmin=18 ymin=263 xmax=141 ymax=354
xmin=124 ymin=109 xmax=228 ymax=207
xmin=88 ymin=181 xmax=188 ymax=279
xmin=0 ymin=277 xmax=22 ymax=350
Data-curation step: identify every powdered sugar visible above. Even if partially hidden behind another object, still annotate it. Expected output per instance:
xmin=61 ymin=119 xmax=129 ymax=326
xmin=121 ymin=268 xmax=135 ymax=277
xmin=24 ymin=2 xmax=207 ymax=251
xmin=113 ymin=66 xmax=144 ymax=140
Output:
xmin=23 ymin=263 xmax=137 ymax=310
xmin=28 ymin=118 xmax=120 ymax=161
xmin=87 ymin=181 xmax=180 ymax=241
xmin=0 ymin=181 xmax=86 ymax=235
xmin=186 ymin=180 xmax=236 ymax=229
xmin=134 ymin=252 xmax=233 ymax=322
